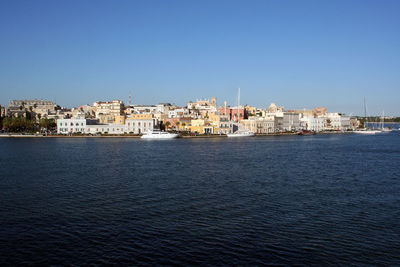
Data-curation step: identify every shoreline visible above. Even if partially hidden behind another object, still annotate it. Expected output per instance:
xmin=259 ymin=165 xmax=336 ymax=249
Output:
xmin=0 ymin=131 xmax=355 ymax=138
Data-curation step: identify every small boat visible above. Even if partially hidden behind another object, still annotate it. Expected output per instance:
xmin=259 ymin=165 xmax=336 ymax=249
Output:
xmin=227 ymin=129 xmax=255 ymax=137
xmin=381 ymin=128 xmax=392 ymax=133
xmin=141 ymin=130 xmax=179 ymax=139
xmin=298 ymin=130 xmax=316 ymax=136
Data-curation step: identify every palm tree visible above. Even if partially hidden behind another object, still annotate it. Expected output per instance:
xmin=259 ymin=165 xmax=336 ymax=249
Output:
xmin=37 ymin=114 xmax=42 ymax=132
xmin=175 ymin=121 xmax=180 ymax=130
xmin=165 ymin=121 xmax=171 ymax=130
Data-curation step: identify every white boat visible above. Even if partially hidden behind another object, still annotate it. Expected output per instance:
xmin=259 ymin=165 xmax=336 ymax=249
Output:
xmin=354 ymin=98 xmax=382 ymax=135
xmin=141 ymin=130 xmax=178 ymax=139
xmin=227 ymin=129 xmax=255 ymax=137
xmin=227 ymin=88 xmax=255 ymax=138
xmin=380 ymin=111 xmax=392 ymax=133
xmin=353 ymin=130 xmax=380 ymax=135
xmin=381 ymin=128 xmax=392 ymax=133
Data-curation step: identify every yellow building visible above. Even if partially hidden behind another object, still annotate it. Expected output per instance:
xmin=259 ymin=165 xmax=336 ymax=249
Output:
xmin=186 ymin=119 xmax=218 ymax=134
xmin=97 ymin=114 xmax=115 ymax=124
xmin=130 ymin=114 xmax=153 ymax=120
xmin=245 ymin=106 xmax=257 ymax=115
xmin=115 ymin=115 xmax=126 ymax=125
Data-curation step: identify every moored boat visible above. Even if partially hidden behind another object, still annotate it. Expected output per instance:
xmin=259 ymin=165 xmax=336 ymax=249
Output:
xmin=227 ymin=129 xmax=255 ymax=137
xmin=227 ymin=88 xmax=255 ymax=138
xmin=353 ymin=129 xmax=380 ymax=135
xmin=141 ymin=130 xmax=179 ymax=139
xmin=298 ymin=130 xmax=316 ymax=136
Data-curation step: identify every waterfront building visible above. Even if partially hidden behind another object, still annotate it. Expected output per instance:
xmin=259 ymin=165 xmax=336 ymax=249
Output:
xmin=273 ymin=112 xmax=301 ymax=132
xmin=300 ymin=116 xmax=325 ymax=132
xmin=57 ymin=115 xmax=157 ymax=135
xmin=125 ymin=116 xmax=157 ymax=134
xmin=218 ymin=106 xmax=247 ymax=122
xmin=57 ymin=118 xmax=99 ymax=134
xmin=208 ymin=113 xmax=232 ymax=134
xmin=241 ymin=117 xmax=275 ymax=134
xmin=186 ymin=119 xmax=215 ymax=134
xmin=324 ymin=113 xmax=351 ymax=131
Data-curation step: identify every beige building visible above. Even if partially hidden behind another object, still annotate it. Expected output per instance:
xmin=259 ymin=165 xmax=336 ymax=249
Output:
xmin=241 ymin=117 xmax=275 ymax=134
xmin=8 ymin=99 xmax=57 ymax=119
xmin=94 ymin=100 xmax=124 ymax=123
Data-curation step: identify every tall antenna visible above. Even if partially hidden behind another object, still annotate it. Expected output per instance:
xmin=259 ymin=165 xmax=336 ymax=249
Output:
xmin=129 ymin=94 xmax=132 ymax=106
xmin=224 ymin=101 xmax=227 ymax=115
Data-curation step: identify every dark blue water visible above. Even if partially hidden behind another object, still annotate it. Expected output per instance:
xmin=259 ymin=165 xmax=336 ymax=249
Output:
xmin=1 ymin=133 xmax=400 ymax=265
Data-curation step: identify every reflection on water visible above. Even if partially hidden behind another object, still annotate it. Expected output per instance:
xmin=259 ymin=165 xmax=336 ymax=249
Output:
xmin=0 ymin=133 xmax=399 ymax=265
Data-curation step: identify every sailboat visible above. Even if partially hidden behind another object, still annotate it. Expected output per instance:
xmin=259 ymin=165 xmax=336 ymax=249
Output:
xmin=354 ymin=97 xmax=381 ymax=134
xmin=227 ymin=88 xmax=255 ymax=137
xmin=380 ymin=111 xmax=392 ymax=133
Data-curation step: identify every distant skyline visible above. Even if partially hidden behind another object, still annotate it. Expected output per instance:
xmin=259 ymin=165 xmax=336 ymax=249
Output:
xmin=1 ymin=0 xmax=399 ymax=116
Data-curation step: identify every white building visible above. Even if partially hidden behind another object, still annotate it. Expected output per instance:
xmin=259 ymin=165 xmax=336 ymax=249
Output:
xmin=125 ymin=118 xmax=157 ymax=134
xmin=57 ymin=118 xmax=97 ymax=134
xmin=325 ymin=113 xmax=351 ymax=131
xmin=168 ymin=108 xmax=189 ymax=118
xmin=300 ymin=116 xmax=325 ymax=132
xmin=57 ymin=117 xmax=157 ymax=135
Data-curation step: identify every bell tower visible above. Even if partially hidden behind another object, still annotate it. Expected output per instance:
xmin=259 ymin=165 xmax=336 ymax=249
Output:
xmin=211 ymin=97 xmax=217 ymax=107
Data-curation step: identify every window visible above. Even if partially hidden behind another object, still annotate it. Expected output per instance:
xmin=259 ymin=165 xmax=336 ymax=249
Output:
xmin=76 ymin=123 xmax=79 ymax=126
xmin=71 ymin=123 xmax=73 ymax=126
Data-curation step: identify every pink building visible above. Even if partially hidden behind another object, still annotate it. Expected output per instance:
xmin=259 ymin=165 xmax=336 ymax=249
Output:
xmin=218 ymin=107 xmax=247 ymax=122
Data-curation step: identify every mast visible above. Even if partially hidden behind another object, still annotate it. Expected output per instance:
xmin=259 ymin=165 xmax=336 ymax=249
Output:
xmin=364 ymin=97 xmax=367 ymax=129
xmin=237 ymin=88 xmax=240 ymax=124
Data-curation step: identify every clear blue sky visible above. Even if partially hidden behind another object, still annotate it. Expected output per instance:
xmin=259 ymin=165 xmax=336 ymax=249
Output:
xmin=1 ymin=0 xmax=399 ymax=115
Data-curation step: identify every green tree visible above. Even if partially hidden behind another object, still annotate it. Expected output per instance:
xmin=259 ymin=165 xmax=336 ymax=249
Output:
xmin=2 ymin=117 xmax=35 ymax=133
xmin=175 ymin=121 xmax=180 ymax=130
xmin=39 ymin=118 xmax=56 ymax=132
xmin=165 ymin=121 xmax=171 ymax=130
